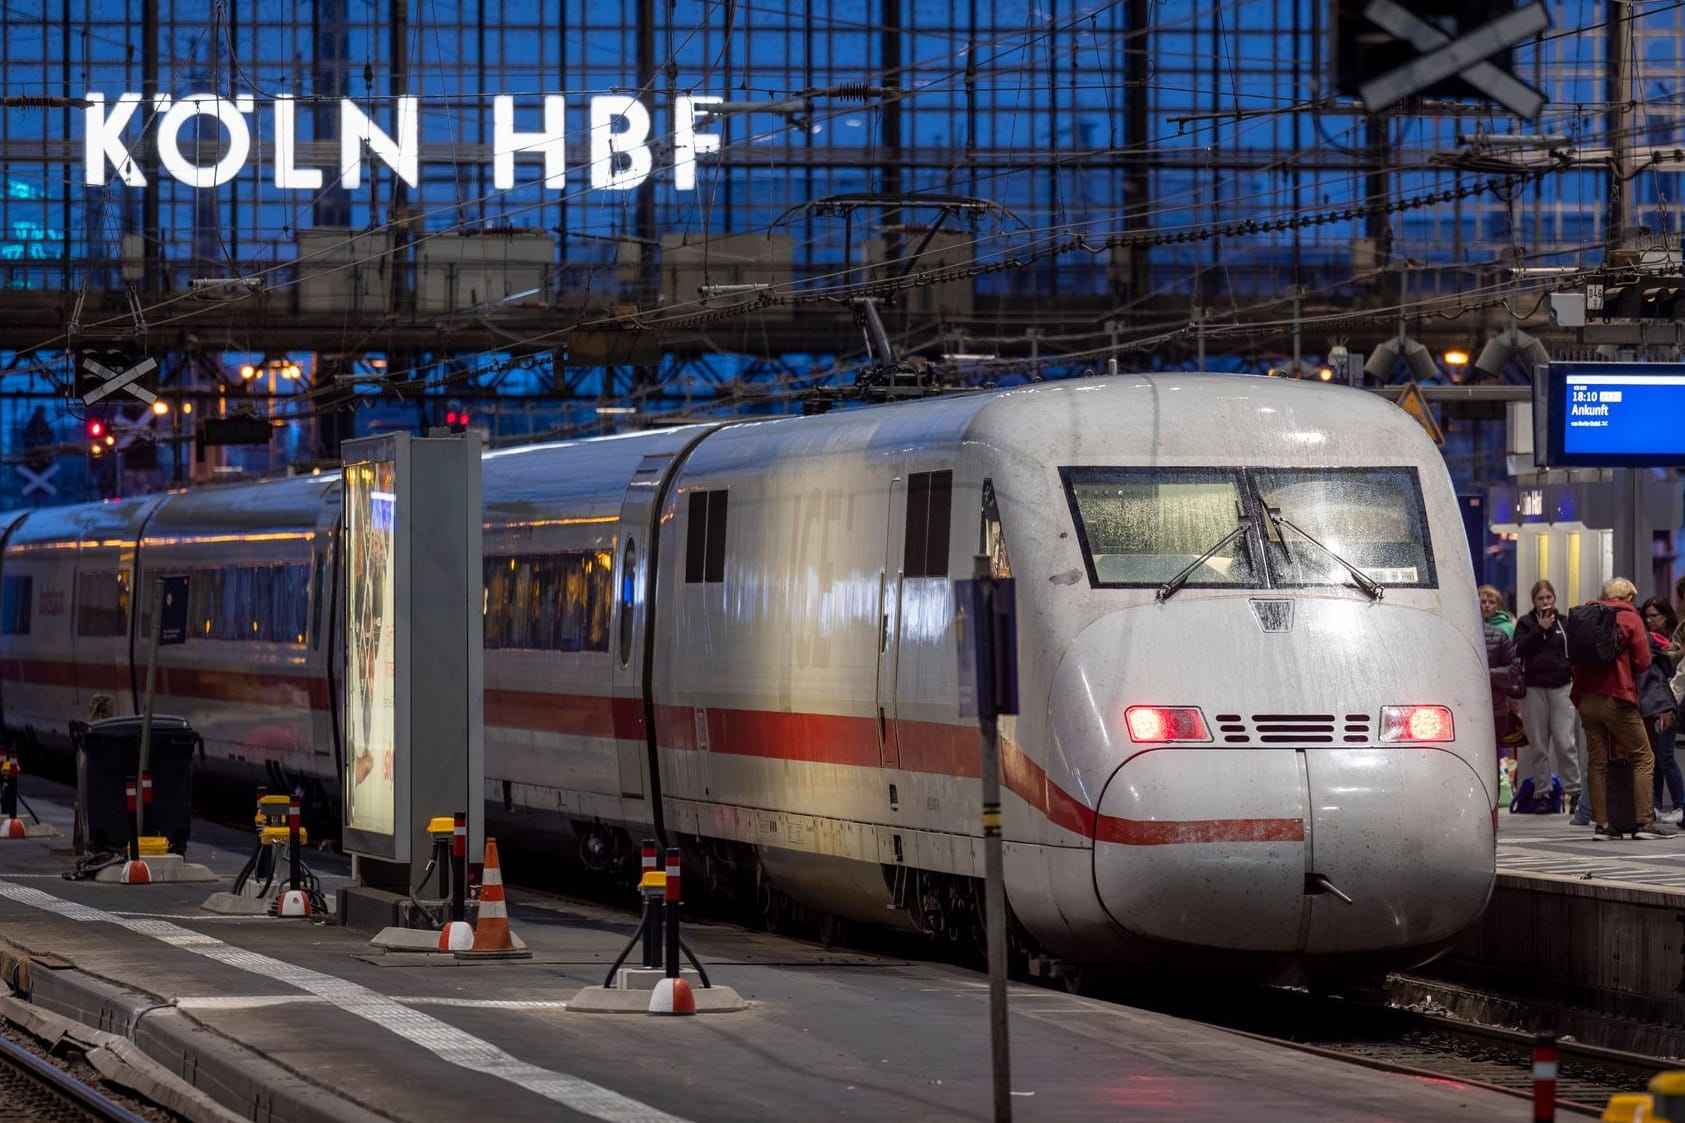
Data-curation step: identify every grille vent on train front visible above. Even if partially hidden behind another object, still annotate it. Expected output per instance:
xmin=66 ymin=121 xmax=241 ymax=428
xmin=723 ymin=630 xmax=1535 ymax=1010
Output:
xmin=1212 ymin=714 xmax=1373 ymax=744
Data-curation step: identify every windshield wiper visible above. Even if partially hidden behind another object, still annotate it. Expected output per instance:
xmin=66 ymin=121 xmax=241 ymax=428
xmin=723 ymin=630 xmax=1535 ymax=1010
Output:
xmin=1157 ymin=503 xmax=1250 ymax=604
xmin=1259 ymin=504 xmax=1384 ymax=601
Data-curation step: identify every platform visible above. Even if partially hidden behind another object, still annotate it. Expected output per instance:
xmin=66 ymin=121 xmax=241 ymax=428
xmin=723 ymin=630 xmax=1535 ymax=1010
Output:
xmin=0 ymin=778 xmax=1543 ymax=1122
xmin=1413 ymin=806 xmax=1685 ymax=1053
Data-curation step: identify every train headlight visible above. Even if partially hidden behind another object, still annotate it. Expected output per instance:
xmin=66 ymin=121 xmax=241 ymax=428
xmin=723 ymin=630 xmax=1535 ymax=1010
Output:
xmin=1124 ymin=706 xmax=1211 ymax=743
xmin=1379 ymin=705 xmax=1454 ymax=743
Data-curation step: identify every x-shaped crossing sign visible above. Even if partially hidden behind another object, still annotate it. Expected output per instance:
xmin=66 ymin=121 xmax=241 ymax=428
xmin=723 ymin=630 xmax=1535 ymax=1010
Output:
xmin=1359 ymin=0 xmax=1549 ymax=120
xmin=80 ymin=353 xmax=158 ymax=406
xmin=17 ymin=463 xmax=58 ymax=497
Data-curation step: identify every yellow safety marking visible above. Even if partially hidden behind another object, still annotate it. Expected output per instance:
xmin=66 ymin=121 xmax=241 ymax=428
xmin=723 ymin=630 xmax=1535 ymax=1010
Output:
xmin=981 ymin=808 xmax=1002 ymax=830
xmin=137 ymin=836 xmax=170 ymax=856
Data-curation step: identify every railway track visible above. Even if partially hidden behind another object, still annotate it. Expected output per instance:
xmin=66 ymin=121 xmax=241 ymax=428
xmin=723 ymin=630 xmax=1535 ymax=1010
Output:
xmin=1109 ymin=979 xmax=1669 ymax=1116
xmin=0 ymin=1022 xmax=174 ymax=1123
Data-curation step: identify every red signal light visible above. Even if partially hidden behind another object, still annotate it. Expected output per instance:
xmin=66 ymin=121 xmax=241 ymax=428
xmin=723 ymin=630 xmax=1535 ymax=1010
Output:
xmin=87 ymin=419 xmax=105 ymax=439
xmin=1124 ymin=706 xmax=1211 ymax=743
xmin=1379 ymin=705 xmax=1454 ymax=743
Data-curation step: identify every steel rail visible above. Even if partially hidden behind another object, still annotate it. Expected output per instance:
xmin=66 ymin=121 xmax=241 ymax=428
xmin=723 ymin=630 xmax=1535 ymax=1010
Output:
xmin=0 ymin=1031 xmax=155 ymax=1123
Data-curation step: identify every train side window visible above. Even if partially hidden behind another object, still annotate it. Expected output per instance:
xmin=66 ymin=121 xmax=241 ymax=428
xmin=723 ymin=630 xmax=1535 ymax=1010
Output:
xmin=619 ymin=539 xmax=637 ymax=666
xmin=704 ymin=490 xmax=728 ymax=582
xmin=685 ymin=490 xmax=729 ymax=584
xmin=904 ymin=470 xmax=953 ymax=578
xmin=484 ymin=551 xmax=611 ymax=653
xmin=310 ymin=552 xmax=325 ymax=650
xmin=680 ymin=485 xmax=727 ymax=580
xmin=75 ymin=572 xmax=130 ymax=637
xmin=0 ymin=575 xmax=31 ymax=635
xmin=980 ymin=479 xmax=1012 ymax=578
xmin=483 ymin=557 xmax=514 ymax=649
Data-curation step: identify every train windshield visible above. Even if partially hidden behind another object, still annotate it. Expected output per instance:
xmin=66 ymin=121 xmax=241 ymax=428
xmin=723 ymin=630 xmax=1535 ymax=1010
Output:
xmin=1063 ymin=466 xmax=1435 ymax=591
xmin=1061 ymin=469 xmax=1258 ymax=587
xmin=1252 ymin=467 xmax=1436 ymax=589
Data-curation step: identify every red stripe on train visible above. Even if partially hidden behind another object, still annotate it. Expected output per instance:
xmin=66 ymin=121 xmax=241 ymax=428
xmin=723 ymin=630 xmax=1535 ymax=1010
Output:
xmin=4 ymin=658 xmax=1295 ymax=846
xmin=484 ymin=690 xmax=645 ymax=740
xmin=1094 ymin=817 xmax=1306 ymax=845
xmin=2 ymin=658 xmax=327 ymax=707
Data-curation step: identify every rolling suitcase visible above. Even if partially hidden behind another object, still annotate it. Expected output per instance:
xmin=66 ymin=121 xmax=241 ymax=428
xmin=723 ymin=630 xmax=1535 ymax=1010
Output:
xmin=1605 ymin=756 xmax=1640 ymax=837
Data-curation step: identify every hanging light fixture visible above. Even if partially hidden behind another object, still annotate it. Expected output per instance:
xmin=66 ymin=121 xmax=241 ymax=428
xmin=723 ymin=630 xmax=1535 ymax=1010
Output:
xmin=1365 ymin=331 xmax=1438 ymax=383
xmin=1474 ymin=325 xmax=1551 ymax=378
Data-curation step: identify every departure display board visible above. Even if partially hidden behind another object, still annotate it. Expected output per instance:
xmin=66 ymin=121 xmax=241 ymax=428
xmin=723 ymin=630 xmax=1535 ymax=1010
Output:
xmin=1544 ymin=362 xmax=1685 ymax=468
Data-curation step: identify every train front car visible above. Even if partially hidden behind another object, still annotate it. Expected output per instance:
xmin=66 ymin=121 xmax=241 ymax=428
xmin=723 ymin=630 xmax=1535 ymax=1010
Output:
xmin=985 ymin=375 xmax=1495 ymax=976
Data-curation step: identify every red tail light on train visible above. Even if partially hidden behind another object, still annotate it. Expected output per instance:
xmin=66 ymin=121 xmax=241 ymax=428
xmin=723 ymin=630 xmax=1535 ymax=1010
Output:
xmin=1379 ymin=705 xmax=1454 ymax=743
xmin=1124 ymin=706 xmax=1211 ymax=743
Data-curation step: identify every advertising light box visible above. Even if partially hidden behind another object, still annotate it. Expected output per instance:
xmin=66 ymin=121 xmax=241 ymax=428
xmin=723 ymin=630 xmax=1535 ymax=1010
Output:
xmin=1543 ymin=362 xmax=1685 ymax=468
xmin=339 ymin=433 xmax=483 ymax=874
xmin=344 ymin=458 xmax=399 ymax=841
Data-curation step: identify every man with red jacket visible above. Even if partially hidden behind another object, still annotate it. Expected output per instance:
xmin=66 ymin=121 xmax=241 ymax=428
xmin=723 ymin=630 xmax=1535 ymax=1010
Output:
xmin=1573 ymin=577 xmax=1677 ymax=838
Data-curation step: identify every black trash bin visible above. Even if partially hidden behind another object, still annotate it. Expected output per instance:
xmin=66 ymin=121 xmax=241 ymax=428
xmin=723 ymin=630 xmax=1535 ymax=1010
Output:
xmin=72 ymin=715 xmax=201 ymax=855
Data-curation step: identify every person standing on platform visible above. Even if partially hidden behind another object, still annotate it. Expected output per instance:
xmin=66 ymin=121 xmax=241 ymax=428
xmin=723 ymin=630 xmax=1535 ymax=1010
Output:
xmin=1515 ymin=580 xmax=1582 ymax=816
xmin=1480 ymin=585 xmax=1516 ymax=639
xmin=1485 ymin=621 xmax=1523 ymax=762
xmin=1672 ymin=576 xmax=1685 ymax=652
xmin=1640 ymin=597 xmax=1684 ymax=823
xmin=1573 ymin=577 xmax=1675 ymax=839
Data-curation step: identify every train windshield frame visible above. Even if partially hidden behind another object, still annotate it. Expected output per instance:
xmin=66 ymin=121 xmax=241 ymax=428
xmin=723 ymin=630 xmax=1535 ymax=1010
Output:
xmin=1061 ymin=466 xmax=1436 ymax=592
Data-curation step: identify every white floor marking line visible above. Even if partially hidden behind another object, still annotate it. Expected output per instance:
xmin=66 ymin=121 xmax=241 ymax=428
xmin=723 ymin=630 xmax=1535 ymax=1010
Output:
xmin=0 ymin=879 xmax=687 ymax=1123
xmin=176 ymin=995 xmax=571 ymax=1011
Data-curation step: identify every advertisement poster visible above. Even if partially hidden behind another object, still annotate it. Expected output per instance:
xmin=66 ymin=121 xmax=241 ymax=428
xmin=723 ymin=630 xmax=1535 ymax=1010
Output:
xmin=344 ymin=459 xmax=397 ymax=837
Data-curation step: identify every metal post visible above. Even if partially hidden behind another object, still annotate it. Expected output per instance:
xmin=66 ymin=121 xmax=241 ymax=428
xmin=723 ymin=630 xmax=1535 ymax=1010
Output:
xmin=641 ymin=838 xmax=660 ymax=969
xmin=973 ymin=555 xmax=1012 ymax=1123
xmin=1612 ymin=468 xmax=1647 ymax=589
xmin=140 ymin=771 xmax=153 ymax=838
xmin=1291 ymin=286 xmax=1302 ymax=376
xmin=135 ymin=576 xmax=164 ymax=848
xmin=1 ymin=755 xmax=14 ymax=819
xmin=664 ymin=847 xmax=682 ymax=980
xmin=1606 ymin=0 xmax=1633 ymax=251
xmin=1532 ymin=1031 xmax=1557 ymax=1122
xmin=124 ymin=776 xmax=138 ymax=861
xmin=288 ymin=796 xmax=302 ymax=891
xmin=451 ymin=811 xmax=467 ymax=923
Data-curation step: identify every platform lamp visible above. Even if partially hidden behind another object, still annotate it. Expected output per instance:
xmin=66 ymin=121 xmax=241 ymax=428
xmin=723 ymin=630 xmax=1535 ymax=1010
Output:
xmin=1474 ymin=324 xmax=1551 ymax=379
xmin=1363 ymin=329 xmax=1439 ymax=384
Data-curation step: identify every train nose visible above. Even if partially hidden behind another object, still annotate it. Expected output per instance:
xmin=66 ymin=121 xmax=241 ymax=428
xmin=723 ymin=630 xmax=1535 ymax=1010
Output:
xmin=1053 ymin=598 xmax=1496 ymax=957
xmin=1091 ymin=747 xmax=1492 ymax=953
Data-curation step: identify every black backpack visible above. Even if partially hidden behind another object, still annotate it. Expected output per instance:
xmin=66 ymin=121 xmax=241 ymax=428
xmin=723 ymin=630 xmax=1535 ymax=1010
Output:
xmin=1566 ymin=603 xmax=1622 ymax=666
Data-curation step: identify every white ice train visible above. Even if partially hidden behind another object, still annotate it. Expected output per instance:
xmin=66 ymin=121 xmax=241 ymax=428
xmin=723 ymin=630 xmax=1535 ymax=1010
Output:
xmin=0 ymin=374 xmax=1496 ymax=975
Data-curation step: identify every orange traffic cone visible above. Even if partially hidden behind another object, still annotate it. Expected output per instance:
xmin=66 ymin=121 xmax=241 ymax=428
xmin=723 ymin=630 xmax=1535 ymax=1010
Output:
xmin=466 ymin=838 xmax=520 ymax=955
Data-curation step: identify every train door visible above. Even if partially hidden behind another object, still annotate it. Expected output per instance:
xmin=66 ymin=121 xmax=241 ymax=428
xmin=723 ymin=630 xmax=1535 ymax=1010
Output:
xmin=891 ymin=468 xmax=955 ymax=765
xmin=876 ymin=468 xmax=906 ymax=768
xmin=609 ymin=454 xmax=670 ymax=819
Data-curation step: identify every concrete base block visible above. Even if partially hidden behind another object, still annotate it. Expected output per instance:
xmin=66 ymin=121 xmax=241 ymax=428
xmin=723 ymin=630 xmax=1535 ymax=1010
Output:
xmin=200 ymin=891 xmax=272 ymax=916
xmin=370 ymin=926 xmax=527 ymax=953
xmin=615 ymin=966 xmax=701 ymax=992
xmin=202 ymin=890 xmax=337 ymax=917
xmin=0 ymin=819 xmax=59 ymax=839
xmin=568 ymin=980 xmax=747 ymax=1014
xmin=92 ymin=854 xmax=216 ymax=884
